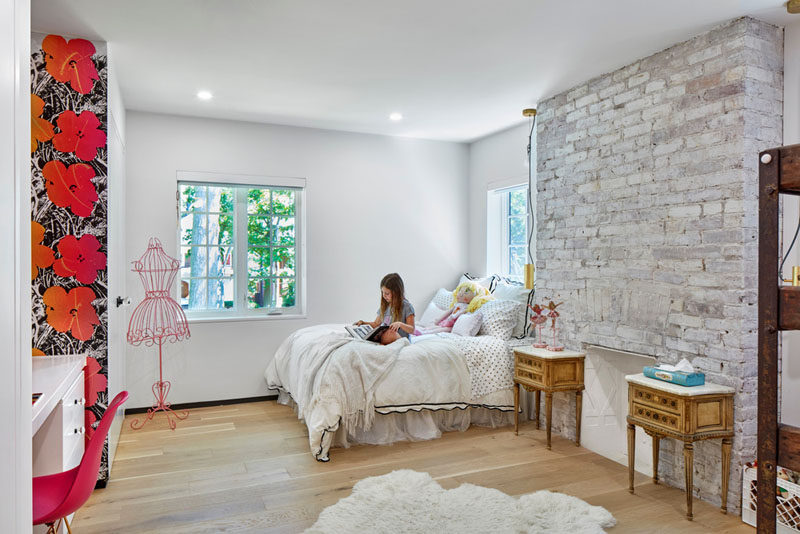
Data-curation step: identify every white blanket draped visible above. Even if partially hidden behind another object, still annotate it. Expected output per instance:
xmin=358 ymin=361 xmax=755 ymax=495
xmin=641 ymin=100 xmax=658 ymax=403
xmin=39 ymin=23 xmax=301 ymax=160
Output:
xmin=264 ymin=324 xmax=514 ymax=461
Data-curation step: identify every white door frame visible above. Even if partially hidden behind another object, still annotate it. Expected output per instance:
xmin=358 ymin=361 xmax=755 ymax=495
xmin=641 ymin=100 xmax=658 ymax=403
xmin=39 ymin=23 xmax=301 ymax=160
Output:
xmin=1 ymin=0 xmax=32 ymax=532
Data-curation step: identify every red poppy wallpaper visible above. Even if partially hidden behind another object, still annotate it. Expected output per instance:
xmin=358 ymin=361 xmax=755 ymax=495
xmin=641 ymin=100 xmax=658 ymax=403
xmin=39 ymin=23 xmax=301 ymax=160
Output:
xmin=31 ymin=33 xmax=109 ymax=483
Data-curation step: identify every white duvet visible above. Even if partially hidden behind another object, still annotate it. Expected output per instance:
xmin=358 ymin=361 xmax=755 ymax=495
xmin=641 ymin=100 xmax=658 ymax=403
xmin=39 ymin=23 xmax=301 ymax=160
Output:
xmin=264 ymin=324 xmax=515 ymax=461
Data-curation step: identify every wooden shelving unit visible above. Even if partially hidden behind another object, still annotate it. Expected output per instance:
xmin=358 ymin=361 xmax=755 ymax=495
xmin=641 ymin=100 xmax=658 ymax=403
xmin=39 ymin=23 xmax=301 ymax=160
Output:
xmin=758 ymin=143 xmax=800 ymax=532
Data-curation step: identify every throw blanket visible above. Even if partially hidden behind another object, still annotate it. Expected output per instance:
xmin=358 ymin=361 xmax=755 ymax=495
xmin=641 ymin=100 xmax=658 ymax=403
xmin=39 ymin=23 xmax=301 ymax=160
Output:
xmin=265 ymin=325 xmax=513 ymax=461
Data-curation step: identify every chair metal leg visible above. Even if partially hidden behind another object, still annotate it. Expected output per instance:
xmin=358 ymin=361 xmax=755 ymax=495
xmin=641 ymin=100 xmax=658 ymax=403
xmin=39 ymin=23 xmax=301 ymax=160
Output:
xmin=64 ymin=516 xmax=73 ymax=534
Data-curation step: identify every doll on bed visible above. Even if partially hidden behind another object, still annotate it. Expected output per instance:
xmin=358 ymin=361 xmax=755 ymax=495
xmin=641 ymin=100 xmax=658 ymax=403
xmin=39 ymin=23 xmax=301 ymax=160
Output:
xmin=412 ymin=281 xmax=491 ymax=336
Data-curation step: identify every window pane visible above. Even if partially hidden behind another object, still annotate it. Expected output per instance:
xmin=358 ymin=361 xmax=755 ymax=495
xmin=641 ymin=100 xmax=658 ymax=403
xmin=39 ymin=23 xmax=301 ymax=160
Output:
xmin=185 ymin=278 xmax=207 ymax=309
xmin=247 ymin=188 xmax=271 ymax=215
xmin=209 ymin=246 xmax=233 ymax=278
xmin=509 ymin=216 xmax=526 ymax=245
xmin=275 ymin=278 xmax=296 ymax=308
xmin=181 ymin=213 xmax=208 ymax=245
xmin=216 ymin=213 xmax=233 ymax=245
xmin=509 ymin=246 xmax=525 ymax=276
xmin=272 ymin=247 xmax=295 ymax=277
xmin=207 ymin=278 xmax=234 ymax=309
xmin=180 ymin=184 xmax=206 ymax=212
xmin=248 ymin=247 xmax=270 ymax=278
xmin=248 ymin=278 xmax=271 ymax=309
xmin=509 ymin=188 xmax=526 ymax=216
xmin=180 ymin=246 xmax=207 ymax=277
xmin=272 ymin=217 xmax=295 ymax=245
xmin=272 ymin=190 xmax=295 ymax=216
xmin=248 ymin=215 xmax=270 ymax=245
xmin=207 ymin=186 xmax=234 ymax=213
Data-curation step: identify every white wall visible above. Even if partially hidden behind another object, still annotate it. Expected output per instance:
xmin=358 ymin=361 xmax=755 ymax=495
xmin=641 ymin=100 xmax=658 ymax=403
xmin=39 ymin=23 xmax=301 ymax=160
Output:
xmin=1 ymin=0 xmax=31 ymax=531
xmin=782 ymin=20 xmax=800 ymax=427
xmin=467 ymin=123 xmax=529 ymax=275
xmin=125 ymin=112 xmax=469 ymax=407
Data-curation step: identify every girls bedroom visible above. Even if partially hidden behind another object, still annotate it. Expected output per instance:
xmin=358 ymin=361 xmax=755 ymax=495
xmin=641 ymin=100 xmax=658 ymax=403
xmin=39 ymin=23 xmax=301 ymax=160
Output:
xmin=2 ymin=0 xmax=800 ymax=532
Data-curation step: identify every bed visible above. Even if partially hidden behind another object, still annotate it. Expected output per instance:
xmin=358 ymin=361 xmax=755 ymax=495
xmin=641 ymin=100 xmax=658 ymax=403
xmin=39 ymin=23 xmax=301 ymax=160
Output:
xmin=264 ymin=275 xmax=531 ymax=461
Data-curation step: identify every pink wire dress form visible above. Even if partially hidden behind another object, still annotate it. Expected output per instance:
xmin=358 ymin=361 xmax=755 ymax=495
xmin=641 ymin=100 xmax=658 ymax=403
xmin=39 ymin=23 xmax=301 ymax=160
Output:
xmin=127 ymin=237 xmax=190 ymax=430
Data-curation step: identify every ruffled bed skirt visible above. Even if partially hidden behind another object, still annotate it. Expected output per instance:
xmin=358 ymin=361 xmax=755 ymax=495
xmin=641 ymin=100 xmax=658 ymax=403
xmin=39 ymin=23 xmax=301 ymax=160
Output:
xmin=276 ymin=389 xmax=536 ymax=452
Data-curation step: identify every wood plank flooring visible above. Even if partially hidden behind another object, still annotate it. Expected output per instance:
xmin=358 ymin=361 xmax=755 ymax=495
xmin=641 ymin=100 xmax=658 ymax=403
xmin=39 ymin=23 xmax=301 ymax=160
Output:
xmin=71 ymin=401 xmax=753 ymax=533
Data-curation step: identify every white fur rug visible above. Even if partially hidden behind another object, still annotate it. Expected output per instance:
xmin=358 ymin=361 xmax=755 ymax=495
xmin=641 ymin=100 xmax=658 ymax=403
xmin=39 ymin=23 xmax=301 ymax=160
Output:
xmin=305 ymin=469 xmax=616 ymax=533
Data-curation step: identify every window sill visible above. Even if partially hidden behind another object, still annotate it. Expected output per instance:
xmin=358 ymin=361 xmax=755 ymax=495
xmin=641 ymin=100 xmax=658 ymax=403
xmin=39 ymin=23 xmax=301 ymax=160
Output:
xmin=186 ymin=313 xmax=307 ymax=324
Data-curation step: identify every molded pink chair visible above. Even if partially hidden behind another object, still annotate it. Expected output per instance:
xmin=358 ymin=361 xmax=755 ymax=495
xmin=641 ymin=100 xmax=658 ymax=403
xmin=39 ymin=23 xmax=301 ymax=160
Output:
xmin=33 ymin=391 xmax=128 ymax=534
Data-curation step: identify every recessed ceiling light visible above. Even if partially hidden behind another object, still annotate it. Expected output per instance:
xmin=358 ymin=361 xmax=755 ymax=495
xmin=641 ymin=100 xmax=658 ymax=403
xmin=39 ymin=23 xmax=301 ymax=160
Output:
xmin=197 ymin=90 xmax=213 ymax=101
xmin=389 ymin=112 xmax=403 ymax=121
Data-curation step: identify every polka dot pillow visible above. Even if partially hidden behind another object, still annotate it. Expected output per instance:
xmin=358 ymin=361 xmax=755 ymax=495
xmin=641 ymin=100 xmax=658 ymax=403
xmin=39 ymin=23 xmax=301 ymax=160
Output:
xmin=478 ymin=299 xmax=522 ymax=340
xmin=432 ymin=287 xmax=453 ymax=310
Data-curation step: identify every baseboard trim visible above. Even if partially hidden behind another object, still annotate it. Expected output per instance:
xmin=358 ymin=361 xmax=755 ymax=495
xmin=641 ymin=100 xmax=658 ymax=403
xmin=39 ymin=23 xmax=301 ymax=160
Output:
xmin=126 ymin=394 xmax=278 ymax=414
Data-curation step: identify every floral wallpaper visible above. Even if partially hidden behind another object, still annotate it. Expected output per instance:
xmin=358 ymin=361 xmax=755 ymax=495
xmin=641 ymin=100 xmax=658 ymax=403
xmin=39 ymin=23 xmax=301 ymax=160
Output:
xmin=31 ymin=33 xmax=110 ymax=483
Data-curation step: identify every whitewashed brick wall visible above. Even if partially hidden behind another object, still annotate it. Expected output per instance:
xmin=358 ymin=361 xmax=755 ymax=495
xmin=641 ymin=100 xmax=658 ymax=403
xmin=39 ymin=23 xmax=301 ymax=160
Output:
xmin=533 ymin=17 xmax=782 ymax=512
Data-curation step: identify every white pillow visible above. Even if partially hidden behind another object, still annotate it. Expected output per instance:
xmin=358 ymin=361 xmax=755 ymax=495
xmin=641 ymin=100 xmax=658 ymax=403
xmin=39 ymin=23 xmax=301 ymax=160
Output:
xmin=419 ymin=301 xmax=446 ymax=326
xmin=452 ymin=312 xmax=483 ymax=337
xmin=492 ymin=281 xmax=530 ymax=336
xmin=478 ymin=299 xmax=523 ymax=340
xmin=432 ymin=287 xmax=453 ymax=310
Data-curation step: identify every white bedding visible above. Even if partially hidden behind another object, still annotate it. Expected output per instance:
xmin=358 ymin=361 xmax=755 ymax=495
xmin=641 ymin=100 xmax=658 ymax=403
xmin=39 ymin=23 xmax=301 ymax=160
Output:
xmin=264 ymin=324 xmax=515 ymax=461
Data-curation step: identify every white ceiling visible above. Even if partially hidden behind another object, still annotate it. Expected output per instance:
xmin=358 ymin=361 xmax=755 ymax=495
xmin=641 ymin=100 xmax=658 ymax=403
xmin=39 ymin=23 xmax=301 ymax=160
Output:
xmin=31 ymin=0 xmax=795 ymax=142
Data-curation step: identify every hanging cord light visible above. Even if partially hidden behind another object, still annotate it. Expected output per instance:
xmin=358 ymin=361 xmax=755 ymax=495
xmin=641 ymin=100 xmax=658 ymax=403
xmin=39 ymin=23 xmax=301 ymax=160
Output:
xmin=519 ymin=108 xmax=537 ymax=338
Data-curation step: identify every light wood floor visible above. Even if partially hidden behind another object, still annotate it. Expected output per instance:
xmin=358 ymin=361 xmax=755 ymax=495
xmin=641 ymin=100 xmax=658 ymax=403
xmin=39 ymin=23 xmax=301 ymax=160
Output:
xmin=71 ymin=401 xmax=753 ymax=533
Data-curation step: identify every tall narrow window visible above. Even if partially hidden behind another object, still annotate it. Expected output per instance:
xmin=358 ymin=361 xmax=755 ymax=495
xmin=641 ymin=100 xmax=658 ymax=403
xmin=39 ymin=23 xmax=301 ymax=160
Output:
xmin=177 ymin=173 xmax=304 ymax=318
xmin=486 ymin=184 xmax=528 ymax=280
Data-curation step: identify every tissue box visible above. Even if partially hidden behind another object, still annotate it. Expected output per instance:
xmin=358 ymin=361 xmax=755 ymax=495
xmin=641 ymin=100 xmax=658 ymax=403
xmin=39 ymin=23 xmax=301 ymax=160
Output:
xmin=643 ymin=366 xmax=705 ymax=386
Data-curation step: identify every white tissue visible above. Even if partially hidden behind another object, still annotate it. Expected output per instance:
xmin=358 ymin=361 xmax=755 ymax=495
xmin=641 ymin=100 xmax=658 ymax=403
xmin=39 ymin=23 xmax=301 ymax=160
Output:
xmin=656 ymin=358 xmax=694 ymax=373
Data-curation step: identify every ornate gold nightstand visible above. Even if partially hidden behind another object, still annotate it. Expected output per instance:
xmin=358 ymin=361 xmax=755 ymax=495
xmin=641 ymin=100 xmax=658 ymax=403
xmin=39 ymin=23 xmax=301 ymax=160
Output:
xmin=625 ymin=373 xmax=734 ymax=521
xmin=512 ymin=346 xmax=585 ymax=449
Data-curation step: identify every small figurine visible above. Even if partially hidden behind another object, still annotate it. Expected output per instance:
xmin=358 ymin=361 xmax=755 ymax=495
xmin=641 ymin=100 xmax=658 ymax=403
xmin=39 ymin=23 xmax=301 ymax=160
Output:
xmin=545 ymin=300 xmax=564 ymax=351
xmin=529 ymin=304 xmax=548 ymax=348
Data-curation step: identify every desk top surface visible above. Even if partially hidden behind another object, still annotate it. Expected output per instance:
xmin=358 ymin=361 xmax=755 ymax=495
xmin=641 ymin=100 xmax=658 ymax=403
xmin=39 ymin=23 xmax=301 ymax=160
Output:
xmin=33 ymin=355 xmax=86 ymax=434
xmin=513 ymin=346 xmax=585 ymax=359
xmin=625 ymin=373 xmax=734 ymax=396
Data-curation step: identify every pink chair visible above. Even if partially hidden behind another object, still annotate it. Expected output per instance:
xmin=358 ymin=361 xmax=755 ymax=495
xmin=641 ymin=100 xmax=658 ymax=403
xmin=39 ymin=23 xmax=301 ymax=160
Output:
xmin=33 ymin=391 xmax=129 ymax=534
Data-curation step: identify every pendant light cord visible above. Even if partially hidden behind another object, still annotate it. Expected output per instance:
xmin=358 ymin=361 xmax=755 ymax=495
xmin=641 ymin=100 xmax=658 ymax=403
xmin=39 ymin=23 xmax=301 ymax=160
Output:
xmin=519 ymin=113 xmax=536 ymax=339
xmin=780 ymin=214 xmax=800 ymax=280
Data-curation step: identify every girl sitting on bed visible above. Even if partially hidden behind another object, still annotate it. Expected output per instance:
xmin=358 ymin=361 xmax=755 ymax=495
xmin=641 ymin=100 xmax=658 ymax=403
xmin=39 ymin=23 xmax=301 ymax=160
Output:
xmin=355 ymin=272 xmax=415 ymax=339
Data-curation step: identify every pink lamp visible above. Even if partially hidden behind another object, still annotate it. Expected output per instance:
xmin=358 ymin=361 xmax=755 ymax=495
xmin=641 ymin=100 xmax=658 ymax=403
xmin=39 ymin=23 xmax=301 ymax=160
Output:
xmin=127 ymin=238 xmax=191 ymax=430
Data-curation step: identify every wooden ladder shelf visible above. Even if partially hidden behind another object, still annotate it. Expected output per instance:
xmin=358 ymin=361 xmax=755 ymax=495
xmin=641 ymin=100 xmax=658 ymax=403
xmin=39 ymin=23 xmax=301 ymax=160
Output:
xmin=758 ymin=143 xmax=800 ymax=533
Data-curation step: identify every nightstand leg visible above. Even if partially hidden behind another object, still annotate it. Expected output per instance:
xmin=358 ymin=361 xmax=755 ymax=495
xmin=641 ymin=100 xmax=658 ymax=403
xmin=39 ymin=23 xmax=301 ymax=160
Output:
xmin=545 ymin=392 xmax=553 ymax=450
xmin=652 ymin=434 xmax=660 ymax=484
xmin=534 ymin=390 xmax=541 ymax=429
xmin=627 ymin=423 xmax=635 ymax=494
xmin=514 ymin=382 xmax=519 ymax=435
xmin=684 ymin=442 xmax=694 ymax=520
xmin=575 ymin=390 xmax=582 ymax=446
xmin=721 ymin=437 xmax=732 ymax=513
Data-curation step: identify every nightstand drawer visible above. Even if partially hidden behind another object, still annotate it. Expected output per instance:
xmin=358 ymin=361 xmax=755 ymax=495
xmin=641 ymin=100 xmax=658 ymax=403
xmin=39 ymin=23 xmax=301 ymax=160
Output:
xmin=515 ymin=367 xmax=543 ymax=385
xmin=515 ymin=353 xmax=544 ymax=372
xmin=630 ymin=385 xmax=682 ymax=415
xmin=631 ymin=402 xmax=681 ymax=432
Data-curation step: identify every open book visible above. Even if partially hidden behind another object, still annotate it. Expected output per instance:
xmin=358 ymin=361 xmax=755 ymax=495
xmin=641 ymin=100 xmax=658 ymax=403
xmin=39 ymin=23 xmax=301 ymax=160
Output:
xmin=345 ymin=323 xmax=389 ymax=342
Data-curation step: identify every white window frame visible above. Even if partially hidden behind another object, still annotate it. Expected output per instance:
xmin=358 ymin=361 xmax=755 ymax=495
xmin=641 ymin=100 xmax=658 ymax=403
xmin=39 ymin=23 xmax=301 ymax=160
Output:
xmin=176 ymin=171 xmax=306 ymax=322
xmin=486 ymin=181 xmax=529 ymax=281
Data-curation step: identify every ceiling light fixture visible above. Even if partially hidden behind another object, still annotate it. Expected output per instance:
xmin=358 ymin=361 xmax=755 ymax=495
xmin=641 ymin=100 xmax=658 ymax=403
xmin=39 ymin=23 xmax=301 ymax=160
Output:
xmin=197 ymin=90 xmax=213 ymax=101
xmin=389 ymin=112 xmax=403 ymax=121
xmin=789 ymin=0 xmax=800 ymax=13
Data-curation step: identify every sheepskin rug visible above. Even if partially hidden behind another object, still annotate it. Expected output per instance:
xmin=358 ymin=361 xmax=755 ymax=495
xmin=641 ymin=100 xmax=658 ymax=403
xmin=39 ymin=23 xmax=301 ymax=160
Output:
xmin=305 ymin=469 xmax=616 ymax=533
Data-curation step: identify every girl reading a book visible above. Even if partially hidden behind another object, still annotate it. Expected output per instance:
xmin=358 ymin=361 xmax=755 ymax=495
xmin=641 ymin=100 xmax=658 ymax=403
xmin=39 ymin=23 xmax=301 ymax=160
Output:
xmin=355 ymin=273 xmax=415 ymax=339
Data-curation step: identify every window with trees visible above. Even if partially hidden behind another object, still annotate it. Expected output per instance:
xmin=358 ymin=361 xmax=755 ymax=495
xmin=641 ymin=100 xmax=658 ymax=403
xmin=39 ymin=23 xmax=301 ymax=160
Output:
xmin=486 ymin=184 xmax=528 ymax=281
xmin=177 ymin=176 xmax=303 ymax=317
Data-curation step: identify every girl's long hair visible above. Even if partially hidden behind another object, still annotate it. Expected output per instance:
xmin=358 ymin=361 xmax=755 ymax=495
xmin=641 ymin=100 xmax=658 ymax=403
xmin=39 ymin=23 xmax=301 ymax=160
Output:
xmin=379 ymin=273 xmax=405 ymax=322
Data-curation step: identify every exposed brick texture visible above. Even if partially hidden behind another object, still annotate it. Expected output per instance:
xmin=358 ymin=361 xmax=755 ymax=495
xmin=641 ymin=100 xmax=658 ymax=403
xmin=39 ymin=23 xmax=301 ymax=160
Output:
xmin=533 ymin=17 xmax=783 ymax=512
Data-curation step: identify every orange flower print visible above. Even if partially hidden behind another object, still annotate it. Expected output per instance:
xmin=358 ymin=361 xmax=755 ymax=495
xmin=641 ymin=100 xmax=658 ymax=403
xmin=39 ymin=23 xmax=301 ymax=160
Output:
xmin=42 ymin=161 xmax=98 ymax=217
xmin=52 ymin=110 xmax=106 ymax=161
xmin=84 ymin=356 xmax=107 ymax=408
xmin=31 ymin=94 xmax=54 ymax=153
xmin=32 ymin=348 xmax=45 ymax=356
xmin=42 ymin=286 xmax=100 ymax=341
xmin=41 ymin=35 xmax=99 ymax=95
xmin=31 ymin=221 xmax=54 ymax=280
